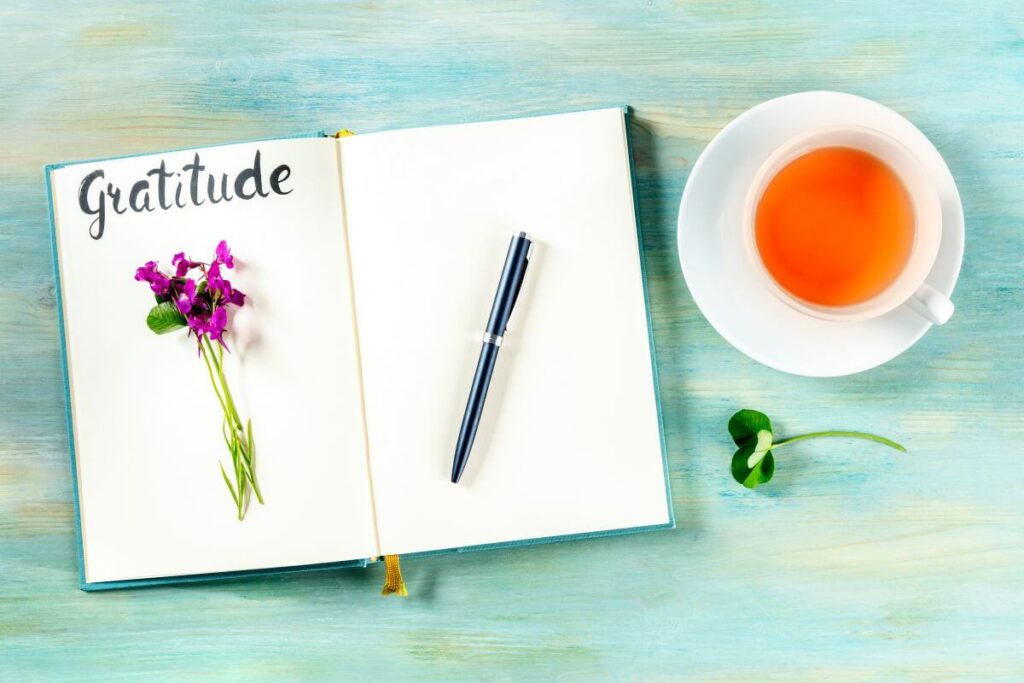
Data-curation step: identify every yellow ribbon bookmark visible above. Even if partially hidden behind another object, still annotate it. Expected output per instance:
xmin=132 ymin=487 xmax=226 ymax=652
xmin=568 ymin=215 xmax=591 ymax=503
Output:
xmin=381 ymin=555 xmax=408 ymax=597
xmin=335 ymin=126 xmax=404 ymax=598
xmin=339 ymin=124 xmax=403 ymax=598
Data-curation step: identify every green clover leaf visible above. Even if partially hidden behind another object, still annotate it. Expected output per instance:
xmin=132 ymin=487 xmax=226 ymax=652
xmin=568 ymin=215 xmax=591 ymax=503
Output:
xmin=729 ymin=410 xmax=776 ymax=488
xmin=727 ymin=409 xmax=906 ymax=489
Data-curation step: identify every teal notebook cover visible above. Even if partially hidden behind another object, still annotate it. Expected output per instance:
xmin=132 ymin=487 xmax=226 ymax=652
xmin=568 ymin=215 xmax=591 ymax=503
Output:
xmin=45 ymin=108 xmax=674 ymax=591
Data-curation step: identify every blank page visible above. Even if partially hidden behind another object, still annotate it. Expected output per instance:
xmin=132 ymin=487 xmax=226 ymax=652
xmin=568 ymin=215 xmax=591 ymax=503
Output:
xmin=341 ymin=108 xmax=671 ymax=555
xmin=50 ymin=138 xmax=379 ymax=582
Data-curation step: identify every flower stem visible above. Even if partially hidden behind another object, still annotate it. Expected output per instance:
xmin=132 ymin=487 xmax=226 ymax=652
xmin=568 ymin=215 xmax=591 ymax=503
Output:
xmin=201 ymin=339 xmax=244 ymax=518
xmin=772 ymin=430 xmax=906 ymax=452
xmin=200 ymin=334 xmax=263 ymax=517
xmin=199 ymin=341 xmax=229 ymax=418
xmin=206 ymin=338 xmax=242 ymax=432
xmin=207 ymin=337 xmax=263 ymax=504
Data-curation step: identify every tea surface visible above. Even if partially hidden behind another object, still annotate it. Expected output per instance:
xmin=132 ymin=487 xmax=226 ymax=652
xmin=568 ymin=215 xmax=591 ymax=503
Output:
xmin=755 ymin=146 xmax=914 ymax=307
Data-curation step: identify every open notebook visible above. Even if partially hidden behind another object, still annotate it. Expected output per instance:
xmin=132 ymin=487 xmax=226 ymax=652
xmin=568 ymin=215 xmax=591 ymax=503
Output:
xmin=46 ymin=107 xmax=673 ymax=589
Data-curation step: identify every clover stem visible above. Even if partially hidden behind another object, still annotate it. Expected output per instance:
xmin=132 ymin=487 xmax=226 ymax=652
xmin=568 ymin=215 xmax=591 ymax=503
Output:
xmin=771 ymin=430 xmax=906 ymax=452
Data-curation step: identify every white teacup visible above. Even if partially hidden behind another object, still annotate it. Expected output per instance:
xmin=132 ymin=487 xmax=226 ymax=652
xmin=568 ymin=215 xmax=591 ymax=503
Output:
xmin=743 ymin=126 xmax=954 ymax=325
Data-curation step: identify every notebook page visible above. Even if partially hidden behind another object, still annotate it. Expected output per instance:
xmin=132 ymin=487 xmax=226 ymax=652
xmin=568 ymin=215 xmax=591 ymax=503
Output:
xmin=341 ymin=108 xmax=671 ymax=555
xmin=50 ymin=138 xmax=379 ymax=582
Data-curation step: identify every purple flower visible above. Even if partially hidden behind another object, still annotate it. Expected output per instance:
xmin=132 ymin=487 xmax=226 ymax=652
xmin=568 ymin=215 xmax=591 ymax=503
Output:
xmin=207 ymin=307 xmax=228 ymax=344
xmin=207 ymin=260 xmax=223 ymax=288
xmin=215 ymin=240 xmax=234 ymax=269
xmin=172 ymin=252 xmax=202 ymax=278
xmin=188 ymin=306 xmax=229 ymax=348
xmin=135 ymin=241 xmax=260 ymax=519
xmin=175 ymin=278 xmax=197 ymax=314
xmin=138 ymin=241 xmax=244 ymax=350
xmin=134 ymin=261 xmax=171 ymax=296
xmin=187 ymin=313 xmax=207 ymax=335
xmin=206 ymin=259 xmax=245 ymax=307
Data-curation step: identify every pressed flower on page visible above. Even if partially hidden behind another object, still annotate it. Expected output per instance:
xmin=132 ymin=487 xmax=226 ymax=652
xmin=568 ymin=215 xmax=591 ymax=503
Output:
xmin=134 ymin=240 xmax=262 ymax=520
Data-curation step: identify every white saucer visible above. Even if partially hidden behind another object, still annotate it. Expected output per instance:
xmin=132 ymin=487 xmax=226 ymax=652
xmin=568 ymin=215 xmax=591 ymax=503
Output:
xmin=676 ymin=91 xmax=964 ymax=377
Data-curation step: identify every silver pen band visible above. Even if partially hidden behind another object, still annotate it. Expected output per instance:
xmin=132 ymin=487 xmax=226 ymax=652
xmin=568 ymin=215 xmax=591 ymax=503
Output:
xmin=482 ymin=332 xmax=503 ymax=347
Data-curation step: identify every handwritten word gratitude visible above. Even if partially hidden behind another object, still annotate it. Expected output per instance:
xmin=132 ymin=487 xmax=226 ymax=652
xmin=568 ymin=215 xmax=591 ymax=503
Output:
xmin=77 ymin=150 xmax=292 ymax=239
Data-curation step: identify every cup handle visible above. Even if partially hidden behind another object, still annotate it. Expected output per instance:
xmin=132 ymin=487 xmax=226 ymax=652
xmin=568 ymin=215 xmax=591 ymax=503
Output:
xmin=906 ymin=282 xmax=954 ymax=325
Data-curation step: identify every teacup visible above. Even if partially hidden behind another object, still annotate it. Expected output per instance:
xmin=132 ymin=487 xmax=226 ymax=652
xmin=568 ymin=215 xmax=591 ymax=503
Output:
xmin=743 ymin=126 xmax=954 ymax=325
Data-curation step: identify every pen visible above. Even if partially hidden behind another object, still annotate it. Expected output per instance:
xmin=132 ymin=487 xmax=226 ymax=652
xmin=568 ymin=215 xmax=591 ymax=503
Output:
xmin=450 ymin=232 xmax=534 ymax=484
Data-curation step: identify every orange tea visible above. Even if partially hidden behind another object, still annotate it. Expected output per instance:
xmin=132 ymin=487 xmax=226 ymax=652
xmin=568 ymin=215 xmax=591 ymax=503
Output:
xmin=754 ymin=146 xmax=914 ymax=307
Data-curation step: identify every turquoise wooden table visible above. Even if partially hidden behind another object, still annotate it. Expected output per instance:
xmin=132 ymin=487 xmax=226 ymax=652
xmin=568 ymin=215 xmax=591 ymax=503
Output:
xmin=2 ymin=2 xmax=1022 ymax=679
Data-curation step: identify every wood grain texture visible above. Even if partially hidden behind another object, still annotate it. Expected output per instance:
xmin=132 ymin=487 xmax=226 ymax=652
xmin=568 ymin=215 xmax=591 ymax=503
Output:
xmin=2 ymin=1 xmax=1022 ymax=679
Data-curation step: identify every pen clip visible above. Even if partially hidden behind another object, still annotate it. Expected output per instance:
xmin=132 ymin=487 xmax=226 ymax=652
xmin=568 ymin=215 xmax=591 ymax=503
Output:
xmin=504 ymin=240 xmax=534 ymax=334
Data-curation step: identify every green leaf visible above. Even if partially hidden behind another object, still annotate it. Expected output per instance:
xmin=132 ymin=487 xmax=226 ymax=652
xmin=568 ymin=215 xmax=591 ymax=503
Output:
xmin=732 ymin=440 xmax=775 ymax=488
xmin=221 ymin=417 xmax=233 ymax=452
xmin=728 ymin=409 xmax=773 ymax=446
xmin=729 ymin=409 xmax=775 ymax=488
xmin=244 ymin=418 xmax=263 ymax=504
xmin=727 ymin=408 xmax=904 ymax=490
xmin=146 ymin=301 xmax=187 ymax=335
xmin=219 ymin=461 xmax=240 ymax=508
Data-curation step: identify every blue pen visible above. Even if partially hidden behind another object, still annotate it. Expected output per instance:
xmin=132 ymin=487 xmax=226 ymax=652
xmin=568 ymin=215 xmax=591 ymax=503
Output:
xmin=451 ymin=232 xmax=534 ymax=484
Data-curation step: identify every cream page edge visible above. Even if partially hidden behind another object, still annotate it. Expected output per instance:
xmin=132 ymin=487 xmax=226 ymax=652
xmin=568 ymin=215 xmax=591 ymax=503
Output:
xmin=333 ymin=136 xmax=384 ymax=560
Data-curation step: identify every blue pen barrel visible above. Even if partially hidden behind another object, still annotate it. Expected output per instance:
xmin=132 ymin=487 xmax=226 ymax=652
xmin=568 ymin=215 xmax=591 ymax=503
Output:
xmin=451 ymin=341 xmax=500 ymax=483
xmin=485 ymin=232 xmax=532 ymax=336
xmin=451 ymin=232 xmax=534 ymax=484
